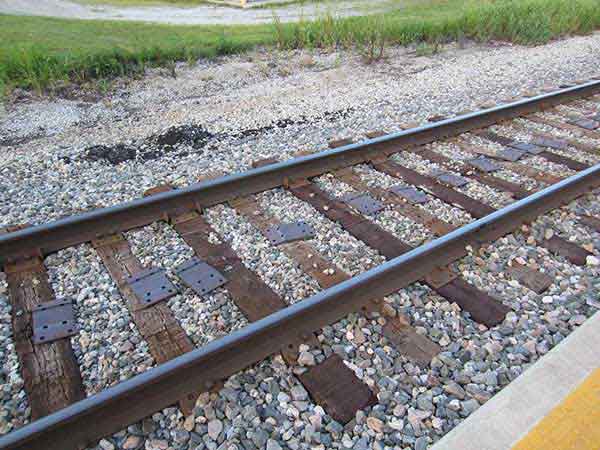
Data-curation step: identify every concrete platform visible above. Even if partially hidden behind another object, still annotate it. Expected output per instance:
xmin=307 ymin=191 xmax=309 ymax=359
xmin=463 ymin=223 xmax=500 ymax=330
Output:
xmin=432 ymin=311 xmax=600 ymax=450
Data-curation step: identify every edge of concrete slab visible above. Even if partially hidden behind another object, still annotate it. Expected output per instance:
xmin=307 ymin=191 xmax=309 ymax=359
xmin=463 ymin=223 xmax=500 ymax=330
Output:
xmin=431 ymin=310 xmax=600 ymax=450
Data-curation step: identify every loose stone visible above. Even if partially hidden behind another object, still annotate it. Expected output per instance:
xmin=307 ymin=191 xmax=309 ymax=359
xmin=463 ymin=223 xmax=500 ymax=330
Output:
xmin=207 ymin=419 xmax=223 ymax=441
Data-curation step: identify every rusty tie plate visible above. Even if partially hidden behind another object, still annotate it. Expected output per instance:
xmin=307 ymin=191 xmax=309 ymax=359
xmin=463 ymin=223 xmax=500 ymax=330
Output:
xmin=343 ymin=193 xmax=385 ymax=215
xmin=432 ymin=170 xmax=470 ymax=187
xmin=126 ymin=268 xmax=178 ymax=310
xmin=495 ymin=147 xmax=527 ymax=162
xmin=467 ymin=157 xmax=501 ymax=173
xmin=508 ymin=141 xmax=545 ymax=155
xmin=32 ymin=300 xmax=78 ymax=345
xmin=532 ymin=137 xmax=569 ymax=151
xmin=390 ymin=185 xmax=429 ymax=204
xmin=175 ymin=257 xmax=227 ymax=297
xmin=264 ymin=221 xmax=315 ymax=245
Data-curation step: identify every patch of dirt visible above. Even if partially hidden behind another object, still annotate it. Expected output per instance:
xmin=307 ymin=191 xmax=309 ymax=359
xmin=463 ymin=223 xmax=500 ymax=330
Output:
xmin=81 ymin=107 xmax=354 ymax=165
xmin=234 ymin=107 xmax=356 ymax=138
xmin=85 ymin=143 xmax=138 ymax=164
xmin=84 ymin=124 xmax=215 ymax=164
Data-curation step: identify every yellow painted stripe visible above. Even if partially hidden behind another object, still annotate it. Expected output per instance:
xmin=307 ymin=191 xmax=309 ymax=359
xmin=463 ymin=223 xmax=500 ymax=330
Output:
xmin=513 ymin=368 xmax=600 ymax=450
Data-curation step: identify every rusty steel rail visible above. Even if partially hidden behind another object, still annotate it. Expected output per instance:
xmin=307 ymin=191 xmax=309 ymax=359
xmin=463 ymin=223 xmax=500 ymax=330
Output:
xmin=0 ymin=80 xmax=599 ymax=265
xmin=1 ymin=163 xmax=598 ymax=450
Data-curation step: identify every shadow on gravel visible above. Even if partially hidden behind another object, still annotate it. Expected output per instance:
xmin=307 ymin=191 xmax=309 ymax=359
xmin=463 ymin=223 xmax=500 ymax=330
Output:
xmin=82 ymin=107 xmax=355 ymax=165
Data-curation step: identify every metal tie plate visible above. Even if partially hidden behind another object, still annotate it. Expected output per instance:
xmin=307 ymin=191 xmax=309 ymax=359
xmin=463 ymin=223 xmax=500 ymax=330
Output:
xmin=264 ymin=221 xmax=315 ymax=245
xmin=508 ymin=141 xmax=544 ymax=155
xmin=175 ymin=257 xmax=227 ymax=296
xmin=467 ymin=157 xmax=500 ymax=173
xmin=343 ymin=194 xmax=385 ymax=215
xmin=390 ymin=185 xmax=428 ymax=204
xmin=569 ymin=118 xmax=600 ymax=130
xmin=432 ymin=171 xmax=469 ymax=187
xmin=126 ymin=268 xmax=178 ymax=310
xmin=495 ymin=147 xmax=526 ymax=162
xmin=532 ymin=137 xmax=569 ymax=150
xmin=32 ymin=299 xmax=78 ymax=345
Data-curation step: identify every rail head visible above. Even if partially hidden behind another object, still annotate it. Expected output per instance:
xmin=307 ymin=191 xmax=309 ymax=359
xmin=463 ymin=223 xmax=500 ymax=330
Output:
xmin=1 ymin=80 xmax=600 ymax=266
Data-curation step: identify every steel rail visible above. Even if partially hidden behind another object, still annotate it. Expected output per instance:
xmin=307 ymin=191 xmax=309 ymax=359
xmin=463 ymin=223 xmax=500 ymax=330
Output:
xmin=1 ymin=163 xmax=599 ymax=450
xmin=1 ymin=80 xmax=600 ymax=265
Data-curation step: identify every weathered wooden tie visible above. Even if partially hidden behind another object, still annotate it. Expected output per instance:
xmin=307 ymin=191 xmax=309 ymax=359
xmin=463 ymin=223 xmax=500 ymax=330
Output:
xmin=507 ymin=262 xmax=553 ymax=295
xmin=580 ymin=215 xmax=600 ymax=233
xmin=539 ymin=235 xmax=592 ymax=266
xmin=2 ymin=255 xmax=85 ymax=421
xmin=92 ymin=234 xmax=199 ymax=415
xmin=297 ymin=354 xmax=375 ymax=424
xmin=328 ymin=137 xmax=356 ymax=149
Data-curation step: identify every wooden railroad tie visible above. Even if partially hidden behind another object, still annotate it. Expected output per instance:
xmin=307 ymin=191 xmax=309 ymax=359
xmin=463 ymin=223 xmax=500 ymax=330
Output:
xmin=91 ymin=233 xmax=200 ymax=415
xmin=0 ymin=225 xmax=85 ymax=422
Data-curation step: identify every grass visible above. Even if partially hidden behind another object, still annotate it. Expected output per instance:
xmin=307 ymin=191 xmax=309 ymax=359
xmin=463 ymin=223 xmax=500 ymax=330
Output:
xmin=1 ymin=0 xmax=600 ymax=96
xmin=0 ymin=15 xmax=270 ymax=93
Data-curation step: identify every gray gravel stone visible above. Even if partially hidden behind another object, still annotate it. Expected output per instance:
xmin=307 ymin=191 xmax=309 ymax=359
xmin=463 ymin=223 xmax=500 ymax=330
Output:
xmin=266 ymin=439 xmax=282 ymax=450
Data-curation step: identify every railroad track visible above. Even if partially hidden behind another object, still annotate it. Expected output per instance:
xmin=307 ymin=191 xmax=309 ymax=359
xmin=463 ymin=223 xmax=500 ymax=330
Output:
xmin=1 ymin=80 xmax=600 ymax=450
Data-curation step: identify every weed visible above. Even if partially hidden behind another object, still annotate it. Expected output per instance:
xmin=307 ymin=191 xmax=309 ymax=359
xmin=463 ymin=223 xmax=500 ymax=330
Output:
xmin=272 ymin=12 xmax=289 ymax=49
xmin=415 ymin=41 xmax=441 ymax=57
xmin=165 ymin=59 xmax=177 ymax=78
xmin=356 ymin=15 xmax=387 ymax=63
xmin=96 ymin=79 xmax=112 ymax=95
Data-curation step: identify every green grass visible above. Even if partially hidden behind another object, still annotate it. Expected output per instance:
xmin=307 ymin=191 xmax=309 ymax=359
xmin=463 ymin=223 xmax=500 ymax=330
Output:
xmin=0 ymin=15 xmax=271 ymax=93
xmin=1 ymin=0 xmax=600 ymax=95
